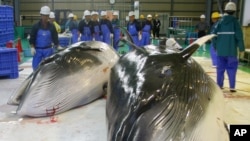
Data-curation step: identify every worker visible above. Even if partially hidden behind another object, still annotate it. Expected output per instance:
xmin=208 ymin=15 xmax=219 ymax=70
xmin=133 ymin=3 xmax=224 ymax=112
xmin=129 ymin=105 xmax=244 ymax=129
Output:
xmin=127 ymin=11 xmax=141 ymax=46
xmin=212 ymin=2 xmax=245 ymax=92
xmin=49 ymin=12 xmax=61 ymax=33
xmin=210 ymin=12 xmax=221 ymax=67
xmin=153 ymin=14 xmax=161 ymax=38
xmin=111 ymin=11 xmax=120 ymax=50
xmin=66 ymin=13 xmax=78 ymax=43
xmin=100 ymin=11 xmax=114 ymax=45
xmin=78 ymin=10 xmax=92 ymax=41
xmin=140 ymin=14 xmax=153 ymax=46
xmin=195 ymin=14 xmax=209 ymax=51
xmin=91 ymin=11 xmax=101 ymax=41
xmin=29 ymin=6 xmax=60 ymax=71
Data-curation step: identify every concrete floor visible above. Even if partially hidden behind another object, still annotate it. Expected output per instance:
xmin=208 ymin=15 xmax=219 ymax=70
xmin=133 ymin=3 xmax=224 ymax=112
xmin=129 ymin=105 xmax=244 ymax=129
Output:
xmin=0 ymin=49 xmax=250 ymax=141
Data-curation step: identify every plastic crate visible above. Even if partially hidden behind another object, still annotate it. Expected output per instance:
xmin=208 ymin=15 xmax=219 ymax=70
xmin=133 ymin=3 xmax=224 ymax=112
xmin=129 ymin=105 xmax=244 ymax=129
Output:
xmin=59 ymin=37 xmax=71 ymax=47
xmin=0 ymin=48 xmax=19 ymax=78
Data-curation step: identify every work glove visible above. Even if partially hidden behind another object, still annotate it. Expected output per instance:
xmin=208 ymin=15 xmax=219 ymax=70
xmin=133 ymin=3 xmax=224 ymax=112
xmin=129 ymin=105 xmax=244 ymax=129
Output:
xmin=31 ymin=47 xmax=36 ymax=56
xmin=239 ymin=51 xmax=245 ymax=59
xmin=57 ymin=46 xmax=64 ymax=50
xmin=110 ymin=34 xmax=114 ymax=38
xmin=138 ymin=33 xmax=142 ymax=40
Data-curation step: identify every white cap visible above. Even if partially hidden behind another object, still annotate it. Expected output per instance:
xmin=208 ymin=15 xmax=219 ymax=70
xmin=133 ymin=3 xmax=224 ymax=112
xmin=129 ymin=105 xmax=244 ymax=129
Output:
xmin=91 ymin=11 xmax=98 ymax=16
xmin=84 ymin=10 xmax=91 ymax=16
xmin=225 ymin=2 xmax=236 ymax=11
xmin=40 ymin=6 xmax=50 ymax=15
xmin=166 ymin=38 xmax=182 ymax=49
xmin=101 ymin=11 xmax=107 ymax=16
xmin=113 ymin=11 xmax=119 ymax=16
xmin=200 ymin=14 xmax=205 ymax=19
xmin=147 ymin=14 xmax=152 ymax=18
xmin=49 ymin=12 xmax=55 ymax=18
xmin=68 ymin=13 xmax=74 ymax=18
xmin=128 ymin=11 xmax=135 ymax=17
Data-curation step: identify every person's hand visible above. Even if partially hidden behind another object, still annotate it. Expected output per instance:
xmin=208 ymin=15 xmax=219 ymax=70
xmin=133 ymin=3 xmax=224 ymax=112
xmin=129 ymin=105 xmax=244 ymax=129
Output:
xmin=239 ymin=51 xmax=245 ymax=58
xmin=110 ymin=34 xmax=114 ymax=38
xmin=57 ymin=46 xmax=64 ymax=50
xmin=31 ymin=47 xmax=36 ymax=56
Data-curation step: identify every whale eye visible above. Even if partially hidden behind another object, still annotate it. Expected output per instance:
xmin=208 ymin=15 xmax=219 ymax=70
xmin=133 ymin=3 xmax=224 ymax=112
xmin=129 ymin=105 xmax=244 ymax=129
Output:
xmin=161 ymin=66 xmax=171 ymax=74
xmin=159 ymin=65 xmax=172 ymax=78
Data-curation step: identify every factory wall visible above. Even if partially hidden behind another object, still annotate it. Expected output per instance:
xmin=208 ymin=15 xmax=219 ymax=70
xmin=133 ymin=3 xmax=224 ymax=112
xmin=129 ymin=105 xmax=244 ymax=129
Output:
xmin=19 ymin=0 xmax=208 ymax=26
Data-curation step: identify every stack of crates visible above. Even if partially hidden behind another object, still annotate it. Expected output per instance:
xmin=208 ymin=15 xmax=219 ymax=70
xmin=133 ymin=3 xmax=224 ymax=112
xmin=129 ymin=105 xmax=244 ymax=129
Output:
xmin=0 ymin=48 xmax=19 ymax=78
xmin=0 ymin=5 xmax=14 ymax=48
xmin=0 ymin=6 xmax=18 ymax=79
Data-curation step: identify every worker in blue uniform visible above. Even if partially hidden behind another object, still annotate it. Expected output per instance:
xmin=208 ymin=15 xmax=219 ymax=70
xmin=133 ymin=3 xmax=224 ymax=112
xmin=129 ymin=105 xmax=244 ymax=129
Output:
xmin=91 ymin=11 xmax=101 ymax=41
xmin=140 ymin=14 xmax=153 ymax=46
xmin=127 ymin=11 xmax=141 ymax=46
xmin=111 ymin=11 xmax=120 ymax=50
xmin=78 ymin=10 xmax=92 ymax=41
xmin=29 ymin=6 xmax=60 ymax=71
xmin=100 ymin=11 xmax=114 ymax=45
xmin=210 ymin=12 xmax=221 ymax=68
xmin=212 ymin=2 xmax=245 ymax=92
xmin=67 ymin=13 xmax=78 ymax=43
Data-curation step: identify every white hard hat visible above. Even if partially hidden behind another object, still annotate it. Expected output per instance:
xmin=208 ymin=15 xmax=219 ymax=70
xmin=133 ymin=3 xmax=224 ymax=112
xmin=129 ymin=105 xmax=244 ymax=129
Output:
xmin=128 ymin=11 xmax=135 ymax=17
xmin=40 ymin=6 xmax=50 ymax=15
xmin=49 ymin=12 xmax=55 ymax=18
xmin=225 ymin=2 xmax=236 ymax=11
xmin=91 ymin=11 xmax=98 ymax=16
xmin=147 ymin=14 xmax=152 ymax=18
xmin=84 ymin=10 xmax=91 ymax=16
xmin=113 ymin=11 xmax=119 ymax=16
xmin=68 ymin=13 xmax=74 ymax=18
xmin=200 ymin=14 xmax=205 ymax=19
xmin=101 ymin=11 xmax=107 ymax=16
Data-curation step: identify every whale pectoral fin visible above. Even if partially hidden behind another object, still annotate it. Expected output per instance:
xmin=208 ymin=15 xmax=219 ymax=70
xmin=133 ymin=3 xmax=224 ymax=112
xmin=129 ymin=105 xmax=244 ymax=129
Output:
xmin=7 ymin=76 xmax=32 ymax=105
xmin=180 ymin=34 xmax=217 ymax=60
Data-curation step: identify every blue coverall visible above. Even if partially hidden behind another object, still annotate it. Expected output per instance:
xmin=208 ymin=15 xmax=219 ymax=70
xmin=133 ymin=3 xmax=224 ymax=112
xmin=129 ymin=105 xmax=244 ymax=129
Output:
xmin=78 ymin=20 xmax=92 ymax=41
xmin=100 ymin=19 xmax=114 ymax=45
xmin=68 ymin=20 xmax=79 ymax=43
xmin=91 ymin=21 xmax=102 ymax=41
xmin=111 ymin=19 xmax=120 ymax=50
xmin=210 ymin=21 xmax=219 ymax=67
xmin=29 ymin=20 xmax=58 ymax=70
xmin=140 ymin=20 xmax=152 ymax=46
xmin=127 ymin=20 xmax=140 ymax=47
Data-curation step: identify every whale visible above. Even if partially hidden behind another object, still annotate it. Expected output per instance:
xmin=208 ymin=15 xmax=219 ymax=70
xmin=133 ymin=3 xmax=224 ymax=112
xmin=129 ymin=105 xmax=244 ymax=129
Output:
xmin=8 ymin=41 xmax=119 ymax=117
xmin=106 ymin=35 xmax=229 ymax=141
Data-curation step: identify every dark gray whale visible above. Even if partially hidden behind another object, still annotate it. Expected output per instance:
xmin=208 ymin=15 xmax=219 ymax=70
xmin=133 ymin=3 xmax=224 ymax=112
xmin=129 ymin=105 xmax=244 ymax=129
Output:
xmin=106 ymin=35 xmax=229 ymax=141
xmin=8 ymin=41 xmax=119 ymax=117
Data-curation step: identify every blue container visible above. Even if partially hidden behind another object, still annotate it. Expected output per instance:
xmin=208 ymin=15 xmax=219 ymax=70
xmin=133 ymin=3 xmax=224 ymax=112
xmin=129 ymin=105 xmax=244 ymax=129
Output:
xmin=59 ymin=37 xmax=71 ymax=47
xmin=0 ymin=48 xmax=19 ymax=78
xmin=0 ymin=6 xmax=6 ymax=19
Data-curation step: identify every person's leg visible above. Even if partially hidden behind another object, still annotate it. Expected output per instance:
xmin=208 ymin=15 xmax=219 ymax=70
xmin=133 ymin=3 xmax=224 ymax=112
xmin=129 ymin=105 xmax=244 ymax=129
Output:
xmin=216 ymin=56 xmax=226 ymax=88
xmin=156 ymin=28 xmax=160 ymax=38
xmin=210 ymin=44 xmax=217 ymax=67
xmin=146 ymin=32 xmax=150 ymax=45
xmin=153 ymin=29 xmax=156 ymax=38
xmin=32 ymin=49 xmax=43 ymax=71
xmin=226 ymin=56 xmax=238 ymax=92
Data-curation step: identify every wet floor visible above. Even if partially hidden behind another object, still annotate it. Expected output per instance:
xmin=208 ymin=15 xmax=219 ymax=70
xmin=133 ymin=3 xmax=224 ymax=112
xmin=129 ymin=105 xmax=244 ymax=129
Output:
xmin=0 ymin=47 xmax=250 ymax=141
